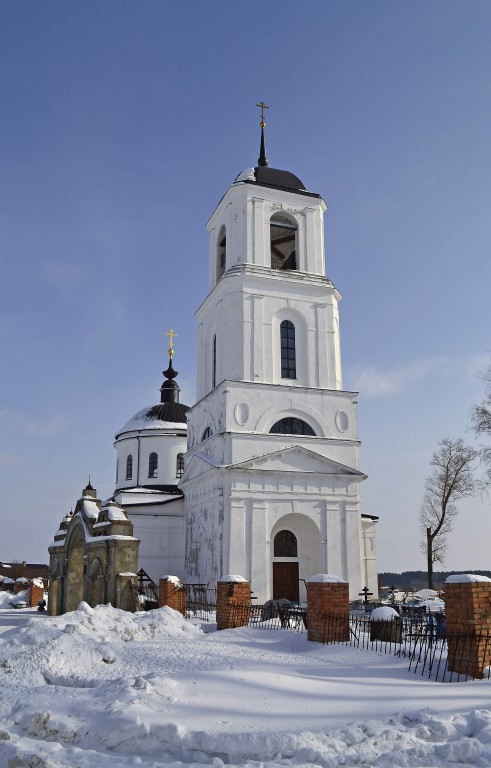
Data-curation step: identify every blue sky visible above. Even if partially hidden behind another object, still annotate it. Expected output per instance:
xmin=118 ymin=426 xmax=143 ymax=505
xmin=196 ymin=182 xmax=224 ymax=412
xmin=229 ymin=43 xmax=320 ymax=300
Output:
xmin=1 ymin=1 xmax=490 ymax=573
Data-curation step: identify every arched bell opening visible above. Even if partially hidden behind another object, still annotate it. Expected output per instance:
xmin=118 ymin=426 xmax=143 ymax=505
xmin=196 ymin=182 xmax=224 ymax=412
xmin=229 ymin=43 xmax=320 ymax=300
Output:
xmin=216 ymin=225 xmax=226 ymax=282
xmin=270 ymin=213 xmax=297 ymax=271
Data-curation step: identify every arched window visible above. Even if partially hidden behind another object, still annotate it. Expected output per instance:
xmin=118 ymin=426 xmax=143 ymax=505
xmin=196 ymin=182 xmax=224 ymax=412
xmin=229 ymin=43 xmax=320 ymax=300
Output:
xmin=270 ymin=213 xmax=297 ymax=270
xmin=280 ymin=320 xmax=296 ymax=379
xmin=274 ymin=530 xmax=298 ymax=557
xmin=126 ymin=454 xmax=133 ymax=480
xmin=217 ymin=225 xmax=226 ymax=281
xmin=148 ymin=452 xmax=158 ymax=478
xmin=202 ymin=427 xmax=212 ymax=441
xmin=176 ymin=453 xmax=185 ymax=479
xmin=212 ymin=334 xmax=217 ymax=388
xmin=269 ymin=417 xmax=315 ymax=436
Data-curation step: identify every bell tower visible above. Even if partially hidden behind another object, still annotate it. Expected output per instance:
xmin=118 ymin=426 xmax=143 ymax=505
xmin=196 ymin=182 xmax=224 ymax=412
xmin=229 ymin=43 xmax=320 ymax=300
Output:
xmin=196 ymin=106 xmax=342 ymax=401
xmin=181 ymin=108 xmax=378 ymax=602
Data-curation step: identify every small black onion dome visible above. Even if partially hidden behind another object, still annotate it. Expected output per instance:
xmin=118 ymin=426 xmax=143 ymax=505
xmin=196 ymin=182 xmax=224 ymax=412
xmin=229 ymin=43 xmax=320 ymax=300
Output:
xmin=145 ymin=357 xmax=189 ymax=423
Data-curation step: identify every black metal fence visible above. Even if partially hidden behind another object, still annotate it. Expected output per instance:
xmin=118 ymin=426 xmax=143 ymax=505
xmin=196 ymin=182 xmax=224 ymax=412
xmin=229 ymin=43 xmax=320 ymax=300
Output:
xmin=323 ymin=612 xmax=491 ymax=682
xmin=227 ymin=602 xmax=308 ymax=632
xmin=182 ymin=584 xmax=217 ymax=620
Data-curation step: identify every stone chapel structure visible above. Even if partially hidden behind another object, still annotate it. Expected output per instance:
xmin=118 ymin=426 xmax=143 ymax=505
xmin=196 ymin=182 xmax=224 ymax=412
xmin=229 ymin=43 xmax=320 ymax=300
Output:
xmin=48 ymin=116 xmax=378 ymax=612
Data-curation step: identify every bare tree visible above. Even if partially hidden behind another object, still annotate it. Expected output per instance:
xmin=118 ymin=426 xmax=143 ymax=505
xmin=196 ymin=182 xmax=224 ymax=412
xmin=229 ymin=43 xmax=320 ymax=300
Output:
xmin=419 ymin=438 xmax=479 ymax=589
xmin=471 ymin=361 xmax=491 ymax=487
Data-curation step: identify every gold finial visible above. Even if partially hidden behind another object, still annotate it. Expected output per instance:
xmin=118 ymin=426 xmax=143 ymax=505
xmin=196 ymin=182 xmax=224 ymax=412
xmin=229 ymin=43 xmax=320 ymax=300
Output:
xmin=256 ymin=101 xmax=269 ymax=128
xmin=166 ymin=328 xmax=177 ymax=359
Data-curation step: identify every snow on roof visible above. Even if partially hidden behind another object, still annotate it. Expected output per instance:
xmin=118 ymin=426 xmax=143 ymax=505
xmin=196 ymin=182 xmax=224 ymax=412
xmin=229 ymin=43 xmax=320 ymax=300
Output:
xmin=234 ymin=167 xmax=256 ymax=182
xmin=307 ymin=574 xmax=347 ymax=583
xmin=445 ymin=573 xmax=491 ymax=584
xmin=117 ymin=406 xmax=187 ymax=435
xmin=413 ymin=589 xmax=438 ymax=599
xmin=104 ymin=503 xmax=128 ymax=522
xmin=31 ymin=578 xmax=44 ymax=588
xmin=82 ymin=499 xmax=100 ymax=520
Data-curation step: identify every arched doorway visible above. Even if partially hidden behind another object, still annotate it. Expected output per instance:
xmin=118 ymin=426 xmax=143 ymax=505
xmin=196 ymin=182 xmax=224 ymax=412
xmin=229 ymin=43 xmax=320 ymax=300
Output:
xmin=272 ymin=530 xmax=299 ymax=602
xmin=270 ymin=513 xmax=322 ymax=603
xmin=64 ymin=526 xmax=85 ymax=612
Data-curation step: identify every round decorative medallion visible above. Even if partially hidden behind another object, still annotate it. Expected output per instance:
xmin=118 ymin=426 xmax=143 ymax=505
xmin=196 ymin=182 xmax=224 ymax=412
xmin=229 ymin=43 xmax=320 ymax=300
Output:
xmin=234 ymin=402 xmax=250 ymax=426
xmin=335 ymin=410 xmax=349 ymax=433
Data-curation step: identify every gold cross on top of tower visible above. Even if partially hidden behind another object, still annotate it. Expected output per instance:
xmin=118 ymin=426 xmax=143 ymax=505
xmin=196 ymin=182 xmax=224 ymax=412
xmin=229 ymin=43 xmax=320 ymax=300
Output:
xmin=256 ymin=101 xmax=269 ymax=128
xmin=166 ymin=328 xmax=177 ymax=359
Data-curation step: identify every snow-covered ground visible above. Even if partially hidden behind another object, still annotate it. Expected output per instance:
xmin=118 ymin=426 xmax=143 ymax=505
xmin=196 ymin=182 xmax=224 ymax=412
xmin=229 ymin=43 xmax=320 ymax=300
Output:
xmin=1 ymin=603 xmax=491 ymax=767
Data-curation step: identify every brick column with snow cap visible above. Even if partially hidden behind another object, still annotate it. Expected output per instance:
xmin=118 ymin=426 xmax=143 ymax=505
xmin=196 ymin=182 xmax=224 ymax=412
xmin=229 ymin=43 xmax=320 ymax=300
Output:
xmin=217 ymin=575 xmax=251 ymax=631
xmin=159 ymin=576 xmax=186 ymax=616
xmin=14 ymin=578 xmax=29 ymax=594
xmin=444 ymin=574 xmax=491 ymax=679
xmin=306 ymin=574 xmax=349 ymax=643
xmin=29 ymin=578 xmax=45 ymax=607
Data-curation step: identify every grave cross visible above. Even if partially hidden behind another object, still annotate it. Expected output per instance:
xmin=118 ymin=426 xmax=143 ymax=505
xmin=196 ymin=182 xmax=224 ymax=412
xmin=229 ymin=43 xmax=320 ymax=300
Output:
xmin=359 ymin=586 xmax=373 ymax=605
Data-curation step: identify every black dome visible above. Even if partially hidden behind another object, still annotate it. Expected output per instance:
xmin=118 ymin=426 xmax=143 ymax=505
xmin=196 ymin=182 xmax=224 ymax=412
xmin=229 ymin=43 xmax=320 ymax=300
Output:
xmin=254 ymin=165 xmax=306 ymax=191
xmin=145 ymin=402 xmax=189 ymax=423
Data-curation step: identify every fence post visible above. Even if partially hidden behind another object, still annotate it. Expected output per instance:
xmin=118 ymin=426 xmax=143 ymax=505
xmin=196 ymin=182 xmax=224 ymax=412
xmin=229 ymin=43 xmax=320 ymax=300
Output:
xmin=306 ymin=574 xmax=349 ymax=643
xmin=216 ymin=575 xmax=250 ymax=630
xmin=444 ymin=574 xmax=491 ymax=679
xmin=159 ymin=576 xmax=186 ymax=616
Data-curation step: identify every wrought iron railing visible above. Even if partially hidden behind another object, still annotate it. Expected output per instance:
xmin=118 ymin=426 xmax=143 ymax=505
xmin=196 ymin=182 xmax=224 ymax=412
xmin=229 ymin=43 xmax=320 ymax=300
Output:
xmin=182 ymin=584 xmax=217 ymax=620
xmin=227 ymin=602 xmax=308 ymax=632
xmin=321 ymin=612 xmax=490 ymax=682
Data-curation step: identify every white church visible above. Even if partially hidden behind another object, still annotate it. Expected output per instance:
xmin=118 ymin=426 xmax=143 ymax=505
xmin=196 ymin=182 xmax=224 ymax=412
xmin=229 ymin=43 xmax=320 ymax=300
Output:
xmin=51 ymin=113 xmax=378 ymax=609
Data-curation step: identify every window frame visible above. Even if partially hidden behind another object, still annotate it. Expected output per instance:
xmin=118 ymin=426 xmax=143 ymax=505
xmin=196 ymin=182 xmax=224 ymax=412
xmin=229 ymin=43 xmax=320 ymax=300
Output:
xmin=280 ymin=319 xmax=296 ymax=379
xmin=176 ymin=453 xmax=185 ymax=479
xmin=148 ymin=452 xmax=158 ymax=478
xmin=125 ymin=454 xmax=133 ymax=481
xmin=269 ymin=417 xmax=315 ymax=436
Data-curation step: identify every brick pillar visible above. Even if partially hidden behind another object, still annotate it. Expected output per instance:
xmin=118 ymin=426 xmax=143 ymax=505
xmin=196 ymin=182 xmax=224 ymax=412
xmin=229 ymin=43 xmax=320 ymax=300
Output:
xmin=306 ymin=575 xmax=349 ymax=643
xmin=15 ymin=579 xmax=29 ymax=594
xmin=216 ymin=576 xmax=251 ymax=631
xmin=29 ymin=583 xmax=45 ymax=607
xmin=159 ymin=577 xmax=186 ymax=616
xmin=444 ymin=576 xmax=491 ymax=679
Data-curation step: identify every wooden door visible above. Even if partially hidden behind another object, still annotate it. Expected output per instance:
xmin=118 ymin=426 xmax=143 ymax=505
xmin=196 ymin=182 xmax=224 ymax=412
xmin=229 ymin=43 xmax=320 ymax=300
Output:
xmin=273 ymin=562 xmax=299 ymax=602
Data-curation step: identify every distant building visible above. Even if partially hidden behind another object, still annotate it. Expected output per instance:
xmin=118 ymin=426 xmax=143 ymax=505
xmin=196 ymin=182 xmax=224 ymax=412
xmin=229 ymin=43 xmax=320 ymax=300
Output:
xmin=0 ymin=562 xmax=48 ymax=583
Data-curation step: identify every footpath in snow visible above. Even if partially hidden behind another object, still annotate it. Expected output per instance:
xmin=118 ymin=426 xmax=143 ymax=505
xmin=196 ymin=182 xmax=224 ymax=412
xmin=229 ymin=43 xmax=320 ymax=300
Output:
xmin=1 ymin=602 xmax=491 ymax=767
